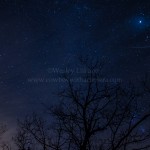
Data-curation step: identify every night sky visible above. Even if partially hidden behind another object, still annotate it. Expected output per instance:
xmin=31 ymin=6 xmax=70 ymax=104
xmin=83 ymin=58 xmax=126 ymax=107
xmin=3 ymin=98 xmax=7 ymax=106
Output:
xmin=0 ymin=0 xmax=150 ymax=135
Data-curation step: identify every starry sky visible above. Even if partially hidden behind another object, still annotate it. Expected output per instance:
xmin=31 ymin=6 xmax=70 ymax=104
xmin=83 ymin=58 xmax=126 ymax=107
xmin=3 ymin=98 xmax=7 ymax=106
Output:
xmin=0 ymin=0 xmax=150 ymax=131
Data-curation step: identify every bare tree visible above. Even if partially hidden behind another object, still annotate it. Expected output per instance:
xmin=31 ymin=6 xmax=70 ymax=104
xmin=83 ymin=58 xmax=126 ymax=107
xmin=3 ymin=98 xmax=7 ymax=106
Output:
xmin=47 ymin=57 xmax=150 ymax=150
xmin=17 ymin=57 xmax=150 ymax=150
xmin=13 ymin=125 xmax=32 ymax=150
xmin=17 ymin=113 xmax=67 ymax=150
xmin=17 ymin=113 xmax=50 ymax=150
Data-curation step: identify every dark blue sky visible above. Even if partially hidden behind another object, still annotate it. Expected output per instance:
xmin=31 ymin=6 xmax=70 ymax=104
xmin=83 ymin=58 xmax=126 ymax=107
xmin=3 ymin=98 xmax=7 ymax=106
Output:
xmin=0 ymin=0 xmax=150 ymax=130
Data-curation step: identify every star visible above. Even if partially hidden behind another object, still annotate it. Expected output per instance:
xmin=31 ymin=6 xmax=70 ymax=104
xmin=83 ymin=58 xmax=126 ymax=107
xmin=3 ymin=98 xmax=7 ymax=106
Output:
xmin=139 ymin=20 xmax=142 ymax=24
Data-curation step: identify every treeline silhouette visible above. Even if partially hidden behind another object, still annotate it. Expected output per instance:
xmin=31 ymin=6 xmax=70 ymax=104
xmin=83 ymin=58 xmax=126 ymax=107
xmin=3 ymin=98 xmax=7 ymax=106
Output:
xmin=1 ymin=57 xmax=150 ymax=150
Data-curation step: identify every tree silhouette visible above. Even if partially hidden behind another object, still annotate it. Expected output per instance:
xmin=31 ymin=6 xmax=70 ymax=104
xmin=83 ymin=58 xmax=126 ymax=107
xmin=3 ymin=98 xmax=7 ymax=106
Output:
xmin=13 ymin=124 xmax=32 ymax=150
xmin=17 ymin=113 xmax=66 ymax=150
xmin=17 ymin=57 xmax=150 ymax=150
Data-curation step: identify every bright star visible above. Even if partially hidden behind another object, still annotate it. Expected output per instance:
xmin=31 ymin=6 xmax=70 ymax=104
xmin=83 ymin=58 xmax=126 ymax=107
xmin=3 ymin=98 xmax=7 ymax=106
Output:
xmin=139 ymin=20 xmax=142 ymax=24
